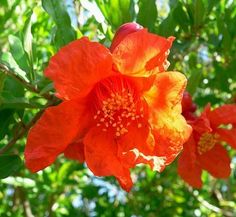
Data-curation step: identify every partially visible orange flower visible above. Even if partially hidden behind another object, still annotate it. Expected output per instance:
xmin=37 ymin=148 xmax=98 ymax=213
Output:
xmin=24 ymin=25 xmax=191 ymax=191
xmin=178 ymin=104 xmax=236 ymax=188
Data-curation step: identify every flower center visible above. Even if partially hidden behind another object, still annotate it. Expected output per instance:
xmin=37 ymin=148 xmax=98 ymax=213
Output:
xmin=197 ymin=133 xmax=219 ymax=154
xmin=93 ymin=90 xmax=144 ymax=137
xmin=90 ymin=75 xmax=147 ymax=137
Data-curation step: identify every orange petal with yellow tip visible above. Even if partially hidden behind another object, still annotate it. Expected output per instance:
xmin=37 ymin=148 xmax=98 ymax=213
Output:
xmin=144 ymin=71 xmax=187 ymax=112
xmin=144 ymin=71 xmax=192 ymax=164
xmin=112 ymin=29 xmax=174 ymax=77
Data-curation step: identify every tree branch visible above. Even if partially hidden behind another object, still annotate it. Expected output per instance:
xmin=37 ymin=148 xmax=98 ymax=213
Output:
xmin=0 ymin=62 xmax=54 ymax=101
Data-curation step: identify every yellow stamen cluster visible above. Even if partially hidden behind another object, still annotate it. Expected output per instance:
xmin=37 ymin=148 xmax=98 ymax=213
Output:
xmin=94 ymin=90 xmax=144 ymax=137
xmin=197 ymin=133 xmax=219 ymax=154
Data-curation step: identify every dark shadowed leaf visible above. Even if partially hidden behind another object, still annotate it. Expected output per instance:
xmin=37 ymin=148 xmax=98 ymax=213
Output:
xmin=42 ymin=0 xmax=76 ymax=49
xmin=0 ymin=155 xmax=22 ymax=179
xmin=137 ymin=0 xmax=157 ymax=31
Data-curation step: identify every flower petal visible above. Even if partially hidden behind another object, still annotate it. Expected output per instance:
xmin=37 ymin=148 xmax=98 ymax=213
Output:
xmin=45 ymin=37 xmax=114 ymax=100
xmin=208 ymin=104 xmax=236 ymax=128
xmin=113 ymin=29 xmax=174 ymax=77
xmin=177 ymin=136 xmax=203 ymax=188
xmin=84 ymin=127 xmax=133 ymax=192
xmin=144 ymin=71 xmax=187 ymax=112
xmin=117 ymin=121 xmax=166 ymax=172
xmin=198 ymin=144 xmax=231 ymax=178
xmin=145 ymin=71 xmax=192 ymax=164
xmin=64 ymin=142 xmax=85 ymax=163
xmin=216 ymin=128 xmax=236 ymax=149
xmin=25 ymin=100 xmax=91 ymax=172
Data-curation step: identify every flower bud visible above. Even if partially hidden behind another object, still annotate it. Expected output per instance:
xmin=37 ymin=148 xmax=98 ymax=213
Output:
xmin=110 ymin=22 xmax=143 ymax=52
xmin=182 ymin=91 xmax=194 ymax=113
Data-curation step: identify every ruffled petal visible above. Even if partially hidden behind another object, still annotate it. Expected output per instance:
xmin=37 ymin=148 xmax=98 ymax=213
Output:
xmin=144 ymin=71 xmax=187 ymax=112
xmin=198 ymin=144 xmax=231 ymax=178
xmin=64 ymin=142 xmax=85 ymax=163
xmin=117 ymin=121 xmax=166 ymax=172
xmin=216 ymin=128 xmax=236 ymax=149
xmin=177 ymin=136 xmax=203 ymax=188
xmin=83 ymin=127 xmax=133 ymax=192
xmin=207 ymin=104 xmax=236 ymax=128
xmin=113 ymin=29 xmax=174 ymax=77
xmin=45 ymin=37 xmax=114 ymax=100
xmin=25 ymin=100 xmax=91 ymax=172
xmin=145 ymin=71 xmax=192 ymax=164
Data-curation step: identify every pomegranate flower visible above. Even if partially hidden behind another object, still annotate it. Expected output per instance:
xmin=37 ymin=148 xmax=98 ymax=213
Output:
xmin=25 ymin=26 xmax=191 ymax=191
xmin=178 ymin=104 xmax=236 ymax=188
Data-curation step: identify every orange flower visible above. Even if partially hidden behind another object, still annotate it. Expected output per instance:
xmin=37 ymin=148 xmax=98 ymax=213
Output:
xmin=25 ymin=27 xmax=191 ymax=191
xmin=178 ymin=104 xmax=236 ymax=188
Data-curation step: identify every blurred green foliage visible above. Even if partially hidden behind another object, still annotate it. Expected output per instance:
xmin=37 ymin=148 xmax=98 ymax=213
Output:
xmin=0 ymin=0 xmax=236 ymax=216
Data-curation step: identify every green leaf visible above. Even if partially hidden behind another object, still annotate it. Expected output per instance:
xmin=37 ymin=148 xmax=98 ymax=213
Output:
xmin=0 ymin=109 xmax=14 ymax=140
xmin=57 ymin=162 xmax=74 ymax=184
xmin=0 ymin=91 xmax=42 ymax=110
xmin=39 ymin=82 xmax=54 ymax=95
xmin=0 ymin=52 xmax=28 ymax=82
xmin=0 ymin=155 xmax=22 ymax=179
xmin=187 ymin=69 xmax=202 ymax=95
xmin=42 ymin=0 xmax=76 ymax=49
xmin=23 ymin=11 xmax=34 ymax=80
xmin=8 ymin=35 xmax=30 ymax=74
xmin=157 ymin=13 xmax=176 ymax=36
xmin=0 ymin=71 xmax=6 ymax=92
xmin=95 ymin=0 xmax=132 ymax=28
xmin=137 ymin=0 xmax=157 ymax=31
xmin=172 ymin=3 xmax=190 ymax=32
xmin=193 ymin=0 xmax=205 ymax=28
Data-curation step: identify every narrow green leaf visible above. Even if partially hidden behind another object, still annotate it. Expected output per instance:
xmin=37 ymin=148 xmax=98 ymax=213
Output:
xmin=137 ymin=0 xmax=157 ymax=31
xmin=187 ymin=69 xmax=202 ymax=95
xmin=0 ymin=155 xmax=22 ymax=179
xmin=173 ymin=3 xmax=190 ymax=32
xmin=8 ymin=35 xmax=30 ymax=73
xmin=157 ymin=13 xmax=176 ymax=36
xmin=39 ymin=82 xmax=54 ymax=95
xmin=57 ymin=162 xmax=74 ymax=184
xmin=42 ymin=0 xmax=76 ymax=49
xmin=0 ymin=91 xmax=42 ymax=110
xmin=0 ymin=71 xmax=6 ymax=92
xmin=0 ymin=109 xmax=14 ymax=140
xmin=0 ymin=52 xmax=28 ymax=82
xmin=95 ymin=0 xmax=132 ymax=28
xmin=194 ymin=0 xmax=205 ymax=28
xmin=23 ymin=11 xmax=34 ymax=80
